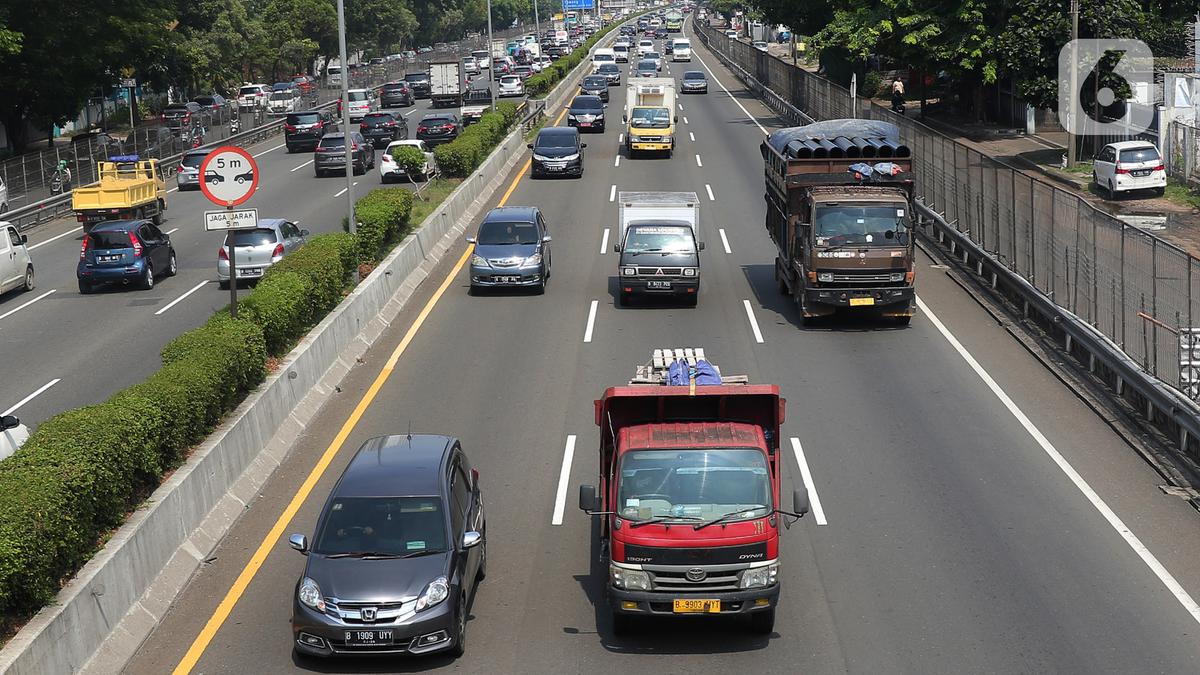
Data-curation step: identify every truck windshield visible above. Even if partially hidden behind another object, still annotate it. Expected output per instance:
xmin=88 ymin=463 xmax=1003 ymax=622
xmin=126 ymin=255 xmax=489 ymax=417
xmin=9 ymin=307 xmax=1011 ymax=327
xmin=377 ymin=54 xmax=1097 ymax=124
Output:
xmin=624 ymin=225 xmax=695 ymax=254
xmin=630 ymin=107 xmax=671 ymax=128
xmin=814 ymin=204 xmax=909 ymax=246
xmin=617 ymin=448 xmax=772 ymax=522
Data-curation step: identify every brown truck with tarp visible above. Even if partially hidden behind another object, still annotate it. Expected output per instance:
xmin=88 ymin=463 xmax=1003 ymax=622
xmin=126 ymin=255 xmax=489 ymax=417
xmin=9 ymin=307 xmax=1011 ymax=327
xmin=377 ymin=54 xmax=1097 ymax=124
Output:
xmin=762 ymin=120 xmax=916 ymax=325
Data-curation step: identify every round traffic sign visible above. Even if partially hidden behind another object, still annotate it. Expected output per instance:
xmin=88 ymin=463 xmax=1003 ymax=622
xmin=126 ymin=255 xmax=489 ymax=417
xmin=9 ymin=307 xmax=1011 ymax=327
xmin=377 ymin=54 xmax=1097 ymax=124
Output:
xmin=198 ymin=146 xmax=260 ymax=207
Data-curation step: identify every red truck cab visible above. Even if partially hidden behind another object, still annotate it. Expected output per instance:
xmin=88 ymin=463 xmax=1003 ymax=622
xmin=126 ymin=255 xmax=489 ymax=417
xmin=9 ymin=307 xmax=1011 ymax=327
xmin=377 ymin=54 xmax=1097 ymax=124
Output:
xmin=579 ymin=350 xmax=808 ymax=635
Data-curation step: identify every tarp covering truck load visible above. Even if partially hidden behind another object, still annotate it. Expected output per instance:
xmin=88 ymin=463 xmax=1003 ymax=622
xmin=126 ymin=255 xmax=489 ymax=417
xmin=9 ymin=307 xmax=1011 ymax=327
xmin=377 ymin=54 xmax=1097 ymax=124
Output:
xmin=579 ymin=348 xmax=809 ymax=635
xmin=762 ymin=119 xmax=917 ymax=325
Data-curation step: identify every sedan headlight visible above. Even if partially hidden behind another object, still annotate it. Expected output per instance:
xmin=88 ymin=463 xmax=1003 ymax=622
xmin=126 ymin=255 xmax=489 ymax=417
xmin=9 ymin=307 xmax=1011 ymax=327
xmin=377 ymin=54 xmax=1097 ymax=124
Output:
xmin=415 ymin=576 xmax=449 ymax=612
xmin=523 ymin=253 xmax=543 ymax=266
xmin=622 ymin=267 xmax=637 ymax=276
xmin=740 ymin=562 xmax=779 ymax=589
xmin=889 ymin=272 xmax=905 ymax=282
xmin=532 ymin=154 xmax=551 ymax=162
xmin=471 ymin=254 xmax=490 ymax=267
xmin=682 ymin=267 xmax=697 ymax=276
xmin=560 ymin=153 xmax=581 ymax=162
xmin=298 ymin=577 xmax=325 ymax=611
xmin=568 ymin=114 xmax=578 ymax=120
xmin=817 ymin=272 xmax=834 ymax=283
xmin=610 ymin=564 xmax=651 ymax=591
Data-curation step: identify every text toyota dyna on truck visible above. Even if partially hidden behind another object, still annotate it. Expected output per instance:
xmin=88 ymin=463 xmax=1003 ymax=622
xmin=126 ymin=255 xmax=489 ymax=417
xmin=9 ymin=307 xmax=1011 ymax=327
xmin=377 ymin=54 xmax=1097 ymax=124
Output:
xmin=763 ymin=119 xmax=917 ymax=325
xmin=579 ymin=348 xmax=809 ymax=634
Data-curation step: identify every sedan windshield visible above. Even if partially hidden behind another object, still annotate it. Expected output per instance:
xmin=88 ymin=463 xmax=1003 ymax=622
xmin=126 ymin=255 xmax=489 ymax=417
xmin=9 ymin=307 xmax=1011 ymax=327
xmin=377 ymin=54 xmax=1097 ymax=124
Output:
xmin=814 ymin=204 xmax=910 ymax=246
xmin=684 ymin=72 xmax=706 ymax=81
xmin=313 ymin=496 xmax=448 ymax=556
xmin=583 ymin=76 xmax=607 ymax=88
xmin=617 ymin=448 xmax=772 ymax=523
xmin=477 ymin=220 xmax=540 ymax=245
xmin=536 ymin=133 xmax=578 ymax=149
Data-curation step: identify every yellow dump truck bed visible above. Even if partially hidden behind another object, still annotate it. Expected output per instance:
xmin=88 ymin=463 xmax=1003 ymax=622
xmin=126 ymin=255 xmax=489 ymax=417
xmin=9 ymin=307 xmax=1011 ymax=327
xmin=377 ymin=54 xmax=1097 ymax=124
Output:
xmin=72 ymin=160 xmax=165 ymax=211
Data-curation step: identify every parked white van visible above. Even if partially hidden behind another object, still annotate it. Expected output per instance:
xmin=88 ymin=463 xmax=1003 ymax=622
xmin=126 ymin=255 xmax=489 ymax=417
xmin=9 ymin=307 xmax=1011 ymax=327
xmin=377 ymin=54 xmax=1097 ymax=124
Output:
xmin=672 ymin=38 xmax=692 ymax=61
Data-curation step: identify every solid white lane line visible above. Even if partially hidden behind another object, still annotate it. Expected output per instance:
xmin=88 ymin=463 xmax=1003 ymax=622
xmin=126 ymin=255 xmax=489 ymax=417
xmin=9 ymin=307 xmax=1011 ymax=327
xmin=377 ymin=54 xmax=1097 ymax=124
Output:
xmin=552 ymin=435 xmax=577 ymax=525
xmin=600 ymin=228 xmax=610 ymax=254
xmin=914 ymin=295 xmax=1200 ymax=626
xmin=609 ymin=184 xmax=616 ymax=202
xmin=290 ymin=159 xmax=315 ymax=172
xmin=164 ymin=228 xmax=179 ymax=235
xmin=719 ymin=228 xmax=731 ymax=253
xmin=155 ymin=280 xmax=211 ymax=316
xmin=0 ymin=290 xmax=55 ymax=322
xmin=614 ymin=155 xmax=621 ymax=167
xmin=251 ymin=143 xmax=286 ymax=158
xmin=29 ymin=227 xmax=81 ymax=250
xmin=689 ymin=132 xmax=696 ymax=142
xmin=705 ymin=184 xmax=715 ymax=201
xmin=693 ymin=52 xmax=769 ymax=136
xmin=791 ymin=438 xmax=828 ymax=525
xmin=695 ymin=154 xmax=703 ymax=167
xmin=742 ymin=299 xmax=764 ymax=343
xmin=2 ymin=378 xmax=62 ymax=416
xmin=583 ymin=299 xmax=598 ymax=343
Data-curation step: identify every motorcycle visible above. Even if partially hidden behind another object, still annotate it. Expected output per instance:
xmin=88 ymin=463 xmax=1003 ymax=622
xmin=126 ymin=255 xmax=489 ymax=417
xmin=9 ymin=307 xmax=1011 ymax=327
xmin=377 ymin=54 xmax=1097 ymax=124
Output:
xmin=891 ymin=93 xmax=906 ymax=115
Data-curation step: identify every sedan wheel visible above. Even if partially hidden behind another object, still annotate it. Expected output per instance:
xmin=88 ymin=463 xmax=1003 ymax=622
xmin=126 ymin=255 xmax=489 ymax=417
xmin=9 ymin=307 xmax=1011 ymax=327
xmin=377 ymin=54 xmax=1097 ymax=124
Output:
xmin=22 ymin=266 xmax=34 ymax=292
xmin=141 ymin=264 xmax=155 ymax=290
xmin=167 ymin=250 xmax=178 ymax=276
xmin=449 ymin=597 xmax=467 ymax=657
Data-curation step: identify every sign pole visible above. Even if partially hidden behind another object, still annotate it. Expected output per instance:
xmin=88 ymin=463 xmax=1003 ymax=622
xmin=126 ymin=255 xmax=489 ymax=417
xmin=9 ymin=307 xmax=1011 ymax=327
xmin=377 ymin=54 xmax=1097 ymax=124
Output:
xmin=198 ymin=145 xmax=260 ymax=319
xmin=228 ymin=202 xmax=238 ymax=317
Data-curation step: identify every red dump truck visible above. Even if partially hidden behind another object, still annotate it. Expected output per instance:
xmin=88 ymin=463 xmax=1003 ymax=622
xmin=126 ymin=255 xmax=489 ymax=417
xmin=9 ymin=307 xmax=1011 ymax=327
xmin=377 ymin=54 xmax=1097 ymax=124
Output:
xmin=578 ymin=348 xmax=809 ymax=634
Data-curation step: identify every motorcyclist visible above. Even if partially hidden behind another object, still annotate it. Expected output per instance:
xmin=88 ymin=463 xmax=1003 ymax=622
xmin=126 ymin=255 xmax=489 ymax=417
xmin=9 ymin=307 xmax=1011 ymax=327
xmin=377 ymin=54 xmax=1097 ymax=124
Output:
xmin=891 ymin=77 xmax=905 ymax=113
xmin=51 ymin=159 xmax=72 ymax=193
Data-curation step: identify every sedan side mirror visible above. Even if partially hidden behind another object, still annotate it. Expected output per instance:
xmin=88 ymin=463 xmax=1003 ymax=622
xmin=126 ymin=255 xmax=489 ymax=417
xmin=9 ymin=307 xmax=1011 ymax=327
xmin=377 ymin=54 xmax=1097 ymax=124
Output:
xmin=578 ymin=484 xmax=599 ymax=512
xmin=288 ymin=533 xmax=309 ymax=554
xmin=466 ymin=236 xmax=476 ymax=244
xmin=581 ymin=143 xmax=588 ymax=148
xmin=462 ymin=531 xmax=483 ymax=549
xmin=792 ymin=488 xmax=810 ymax=517
xmin=542 ymin=235 xmax=552 ymax=242
xmin=527 ymin=142 xmax=534 ymax=149
xmin=300 ymin=229 xmax=311 ymax=237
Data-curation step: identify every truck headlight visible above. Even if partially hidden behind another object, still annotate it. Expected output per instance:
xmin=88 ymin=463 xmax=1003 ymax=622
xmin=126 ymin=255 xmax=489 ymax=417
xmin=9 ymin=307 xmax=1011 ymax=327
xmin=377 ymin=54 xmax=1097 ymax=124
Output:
xmin=611 ymin=564 xmax=651 ymax=591
xmin=622 ymin=267 xmax=637 ymax=276
xmin=739 ymin=563 xmax=778 ymax=589
xmin=471 ymin=254 xmax=490 ymax=268
xmin=415 ymin=576 xmax=449 ymax=612
xmin=298 ymin=577 xmax=325 ymax=611
xmin=661 ymin=134 xmax=673 ymax=144
xmin=817 ymin=272 xmax=833 ymax=283
xmin=889 ymin=272 xmax=905 ymax=282
xmin=523 ymin=253 xmax=543 ymax=266
xmin=682 ymin=267 xmax=697 ymax=276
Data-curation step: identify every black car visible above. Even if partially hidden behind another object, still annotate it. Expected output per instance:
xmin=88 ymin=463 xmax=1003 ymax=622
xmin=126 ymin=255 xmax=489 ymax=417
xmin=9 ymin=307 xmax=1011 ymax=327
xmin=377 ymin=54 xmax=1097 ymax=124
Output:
xmin=284 ymin=110 xmax=333 ymax=152
xmin=360 ymin=112 xmax=408 ymax=148
xmin=529 ymin=127 xmax=586 ymax=178
xmin=416 ymin=114 xmax=462 ymax=146
xmin=654 ymin=27 xmax=668 ymax=39
xmin=191 ymin=94 xmax=230 ymax=124
xmin=680 ymin=70 xmax=709 ymax=94
xmin=290 ymin=434 xmax=485 ymax=659
xmin=596 ymin=62 xmax=621 ymax=86
xmin=380 ymin=82 xmax=415 ymax=108
xmin=161 ymin=102 xmax=206 ymax=132
xmin=579 ymin=75 xmax=610 ymax=102
xmin=404 ymin=72 xmax=432 ymax=98
xmin=567 ymin=95 xmax=607 ymax=132
xmin=314 ymin=132 xmax=375 ymax=177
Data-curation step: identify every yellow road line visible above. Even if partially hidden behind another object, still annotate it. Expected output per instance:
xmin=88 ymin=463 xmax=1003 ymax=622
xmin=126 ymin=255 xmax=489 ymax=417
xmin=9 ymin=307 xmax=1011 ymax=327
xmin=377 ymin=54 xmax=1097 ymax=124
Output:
xmin=172 ymin=123 xmax=540 ymax=673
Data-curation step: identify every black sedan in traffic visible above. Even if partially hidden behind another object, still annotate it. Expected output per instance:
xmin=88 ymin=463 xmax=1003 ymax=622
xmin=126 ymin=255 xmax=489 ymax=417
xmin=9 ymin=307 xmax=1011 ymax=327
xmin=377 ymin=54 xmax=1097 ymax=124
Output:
xmin=579 ymin=75 xmax=610 ymax=102
xmin=360 ymin=112 xmax=408 ymax=148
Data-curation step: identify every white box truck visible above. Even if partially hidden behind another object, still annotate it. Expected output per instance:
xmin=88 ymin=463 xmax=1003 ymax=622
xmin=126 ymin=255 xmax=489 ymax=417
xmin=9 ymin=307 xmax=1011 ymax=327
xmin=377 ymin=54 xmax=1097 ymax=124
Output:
xmin=624 ymin=78 xmax=677 ymax=157
xmin=428 ymin=61 xmax=463 ymax=108
xmin=614 ymin=191 xmax=705 ymax=306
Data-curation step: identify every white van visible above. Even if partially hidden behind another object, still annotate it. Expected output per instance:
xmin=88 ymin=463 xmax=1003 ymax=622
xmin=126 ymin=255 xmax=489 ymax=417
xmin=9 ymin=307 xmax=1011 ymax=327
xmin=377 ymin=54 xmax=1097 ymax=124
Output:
xmin=0 ymin=222 xmax=33 ymax=296
xmin=592 ymin=48 xmax=617 ymax=73
xmin=326 ymin=65 xmax=343 ymax=86
xmin=613 ymin=44 xmax=630 ymax=63
xmin=0 ymin=415 xmax=29 ymax=461
xmin=672 ymin=38 xmax=692 ymax=61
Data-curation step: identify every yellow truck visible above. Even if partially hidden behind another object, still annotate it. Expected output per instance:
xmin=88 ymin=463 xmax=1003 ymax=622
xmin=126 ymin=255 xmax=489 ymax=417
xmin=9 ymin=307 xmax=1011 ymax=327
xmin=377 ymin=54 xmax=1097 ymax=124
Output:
xmin=624 ymin=78 xmax=677 ymax=157
xmin=72 ymin=156 xmax=167 ymax=231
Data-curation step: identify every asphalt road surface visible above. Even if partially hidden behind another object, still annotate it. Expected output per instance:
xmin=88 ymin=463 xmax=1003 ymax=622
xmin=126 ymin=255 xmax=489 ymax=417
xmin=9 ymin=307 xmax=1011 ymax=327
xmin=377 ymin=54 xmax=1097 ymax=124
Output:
xmin=118 ymin=18 xmax=1200 ymax=675
xmin=0 ymin=86 xmax=525 ymax=427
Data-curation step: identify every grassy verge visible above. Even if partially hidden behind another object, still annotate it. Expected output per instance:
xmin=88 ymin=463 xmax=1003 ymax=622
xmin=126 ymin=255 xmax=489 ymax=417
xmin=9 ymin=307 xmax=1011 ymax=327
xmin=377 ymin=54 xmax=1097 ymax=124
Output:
xmin=1164 ymin=178 xmax=1200 ymax=209
xmin=408 ymin=178 xmax=462 ymax=224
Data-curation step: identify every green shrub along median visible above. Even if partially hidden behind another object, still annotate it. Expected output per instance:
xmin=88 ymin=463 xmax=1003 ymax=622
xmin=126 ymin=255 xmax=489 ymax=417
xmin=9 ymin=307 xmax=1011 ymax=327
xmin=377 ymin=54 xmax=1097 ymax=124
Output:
xmin=433 ymin=102 xmax=520 ymax=178
xmin=346 ymin=188 xmax=415 ymax=264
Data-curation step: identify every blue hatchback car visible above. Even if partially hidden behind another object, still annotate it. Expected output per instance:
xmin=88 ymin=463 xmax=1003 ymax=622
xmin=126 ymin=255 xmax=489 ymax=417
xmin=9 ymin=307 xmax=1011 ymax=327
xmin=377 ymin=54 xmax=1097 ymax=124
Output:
xmin=466 ymin=206 xmax=552 ymax=294
xmin=77 ymin=219 xmax=176 ymax=293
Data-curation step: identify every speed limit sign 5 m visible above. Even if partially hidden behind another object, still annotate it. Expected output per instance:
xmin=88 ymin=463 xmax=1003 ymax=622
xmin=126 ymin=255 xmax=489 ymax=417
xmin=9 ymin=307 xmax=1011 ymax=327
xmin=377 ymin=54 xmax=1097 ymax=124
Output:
xmin=199 ymin=146 xmax=260 ymax=207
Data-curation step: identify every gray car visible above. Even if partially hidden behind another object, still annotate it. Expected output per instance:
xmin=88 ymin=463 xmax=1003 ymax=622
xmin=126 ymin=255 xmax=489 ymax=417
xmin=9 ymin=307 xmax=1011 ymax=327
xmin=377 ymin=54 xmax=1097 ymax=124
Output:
xmin=289 ymin=434 xmax=485 ymax=658
xmin=314 ymin=132 xmax=375 ymax=176
xmin=467 ymin=206 xmax=552 ymax=294
xmin=176 ymin=149 xmax=210 ymax=190
xmin=217 ymin=218 xmax=309 ymax=288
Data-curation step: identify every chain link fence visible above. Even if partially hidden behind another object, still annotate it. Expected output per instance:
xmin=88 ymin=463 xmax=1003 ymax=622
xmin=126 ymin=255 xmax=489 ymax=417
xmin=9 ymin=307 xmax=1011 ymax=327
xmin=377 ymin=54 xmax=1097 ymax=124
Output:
xmin=697 ymin=23 xmax=1200 ymax=401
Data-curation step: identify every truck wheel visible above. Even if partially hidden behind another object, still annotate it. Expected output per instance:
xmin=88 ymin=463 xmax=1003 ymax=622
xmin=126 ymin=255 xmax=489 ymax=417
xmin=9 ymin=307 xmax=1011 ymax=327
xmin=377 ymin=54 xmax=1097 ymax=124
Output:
xmin=775 ymin=266 xmax=789 ymax=295
xmin=749 ymin=608 xmax=776 ymax=634
xmin=611 ymin=612 xmax=635 ymax=636
xmin=152 ymin=201 xmax=164 ymax=226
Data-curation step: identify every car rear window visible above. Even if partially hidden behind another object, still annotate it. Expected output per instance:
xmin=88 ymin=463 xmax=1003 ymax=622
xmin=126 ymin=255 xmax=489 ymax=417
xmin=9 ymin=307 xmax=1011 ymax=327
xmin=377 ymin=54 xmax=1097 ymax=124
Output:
xmin=422 ymin=117 xmax=451 ymax=125
xmin=239 ymin=86 xmax=260 ymax=96
xmin=384 ymin=84 xmax=407 ymax=92
xmin=287 ymin=112 xmax=321 ymax=125
xmin=88 ymin=232 xmax=132 ymax=250
xmin=1120 ymin=147 xmax=1160 ymax=162
xmin=228 ymin=228 xmax=278 ymax=247
xmin=180 ymin=153 xmax=207 ymax=168
xmin=319 ymin=136 xmax=346 ymax=148
xmin=364 ymin=113 xmax=393 ymax=123
xmin=405 ymin=74 xmax=428 ymax=82
xmin=194 ymin=97 xmax=214 ymax=106
xmin=348 ymin=91 xmax=369 ymax=102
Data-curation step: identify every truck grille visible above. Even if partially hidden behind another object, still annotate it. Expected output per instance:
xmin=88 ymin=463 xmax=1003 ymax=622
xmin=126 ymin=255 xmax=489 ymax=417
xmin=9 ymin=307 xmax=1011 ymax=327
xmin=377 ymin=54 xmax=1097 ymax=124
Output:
xmin=649 ymin=567 xmax=742 ymax=592
xmin=636 ymin=135 xmax=663 ymax=142
xmin=635 ymin=267 xmax=682 ymax=276
xmin=830 ymin=273 xmax=895 ymax=283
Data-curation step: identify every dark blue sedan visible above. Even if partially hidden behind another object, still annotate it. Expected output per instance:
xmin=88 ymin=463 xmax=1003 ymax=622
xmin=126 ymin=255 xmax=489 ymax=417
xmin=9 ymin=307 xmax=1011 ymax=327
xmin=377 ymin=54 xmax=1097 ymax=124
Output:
xmin=77 ymin=219 xmax=176 ymax=293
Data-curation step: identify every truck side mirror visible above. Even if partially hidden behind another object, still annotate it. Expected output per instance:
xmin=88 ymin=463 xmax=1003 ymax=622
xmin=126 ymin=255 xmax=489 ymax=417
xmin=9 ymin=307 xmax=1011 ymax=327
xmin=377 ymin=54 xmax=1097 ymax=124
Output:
xmin=622 ymin=114 xmax=628 ymax=123
xmin=579 ymin=484 xmax=599 ymax=512
xmin=20 ymin=235 xmax=28 ymax=245
xmin=613 ymin=243 xmax=622 ymax=253
xmin=697 ymin=241 xmax=705 ymax=251
xmin=674 ymin=115 xmax=679 ymax=123
xmin=792 ymin=488 xmax=810 ymax=517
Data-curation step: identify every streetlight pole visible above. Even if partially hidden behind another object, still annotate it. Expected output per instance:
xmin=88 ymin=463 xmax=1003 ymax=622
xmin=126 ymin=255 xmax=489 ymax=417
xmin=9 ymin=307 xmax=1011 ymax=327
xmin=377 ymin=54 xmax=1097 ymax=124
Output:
xmin=1066 ymin=0 xmax=1079 ymax=167
xmin=336 ymin=0 xmax=358 ymax=280
xmin=487 ymin=0 xmax=497 ymax=113
xmin=533 ymin=0 xmax=541 ymax=43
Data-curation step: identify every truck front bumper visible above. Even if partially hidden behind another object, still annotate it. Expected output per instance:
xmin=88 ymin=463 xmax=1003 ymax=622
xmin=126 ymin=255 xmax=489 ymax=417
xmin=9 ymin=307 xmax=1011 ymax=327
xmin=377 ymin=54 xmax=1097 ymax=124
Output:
xmin=628 ymin=140 xmax=673 ymax=152
xmin=608 ymin=585 xmax=779 ymax=616
xmin=621 ymin=277 xmax=698 ymax=296
xmin=804 ymin=286 xmax=915 ymax=316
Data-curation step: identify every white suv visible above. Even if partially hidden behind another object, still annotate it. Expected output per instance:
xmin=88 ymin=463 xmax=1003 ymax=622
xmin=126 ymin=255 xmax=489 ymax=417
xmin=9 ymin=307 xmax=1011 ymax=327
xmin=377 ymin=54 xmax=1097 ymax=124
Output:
xmin=1093 ymin=141 xmax=1166 ymax=198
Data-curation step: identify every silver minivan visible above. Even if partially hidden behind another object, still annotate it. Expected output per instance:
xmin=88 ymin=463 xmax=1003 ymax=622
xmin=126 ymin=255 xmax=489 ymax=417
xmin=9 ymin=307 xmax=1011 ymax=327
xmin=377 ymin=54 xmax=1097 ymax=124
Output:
xmin=0 ymin=222 xmax=34 ymax=295
xmin=217 ymin=218 xmax=308 ymax=288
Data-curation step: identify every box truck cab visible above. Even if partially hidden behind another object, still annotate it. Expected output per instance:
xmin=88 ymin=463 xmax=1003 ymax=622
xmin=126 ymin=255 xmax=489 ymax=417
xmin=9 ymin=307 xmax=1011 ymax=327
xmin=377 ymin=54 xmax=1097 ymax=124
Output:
xmin=671 ymin=38 xmax=692 ymax=61
xmin=579 ymin=348 xmax=809 ymax=635
xmin=624 ymin=78 xmax=676 ymax=157
xmin=613 ymin=191 xmax=703 ymax=307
